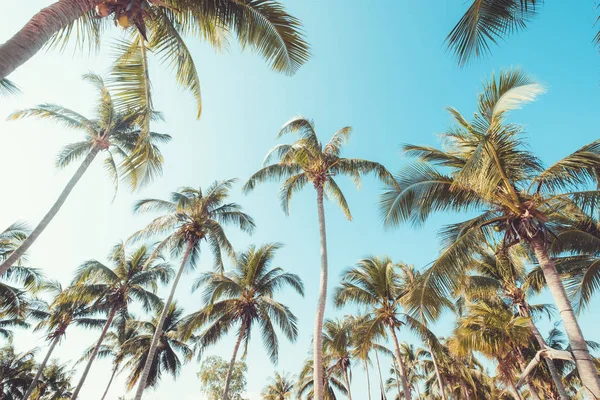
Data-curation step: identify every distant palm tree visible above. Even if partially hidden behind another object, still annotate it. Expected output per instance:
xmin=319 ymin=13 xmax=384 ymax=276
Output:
xmin=0 ymin=343 xmax=36 ymax=399
xmin=69 ymin=243 xmax=172 ymax=399
xmin=322 ymin=318 xmax=354 ymax=400
xmin=0 ymin=222 xmax=29 ymax=264
xmin=0 ymin=74 xmax=171 ymax=276
xmin=181 ymin=243 xmax=303 ymax=400
xmin=31 ymin=360 xmax=74 ymax=400
xmin=379 ymin=68 xmax=600 ymax=397
xmin=244 ymin=116 xmax=395 ymax=400
xmin=262 ymin=372 xmax=295 ymax=400
xmin=120 ymin=302 xmax=192 ymax=391
xmin=129 ymin=179 xmax=255 ymax=399
xmin=296 ymin=355 xmax=348 ymax=400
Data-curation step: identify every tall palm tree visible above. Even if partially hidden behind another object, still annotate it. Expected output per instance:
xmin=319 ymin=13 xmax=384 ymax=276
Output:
xmin=244 ymin=116 xmax=395 ymax=400
xmin=0 ymin=0 xmax=310 ymax=85
xmin=120 ymin=302 xmax=193 ymax=391
xmin=68 ymin=242 xmax=171 ymax=399
xmin=181 ymin=243 xmax=303 ymax=400
xmin=0 ymin=343 xmax=36 ymax=399
xmin=379 ymin=68 xmax=600 ymax=397
xmin=129 ymin=179 xmax=255 ymax=399
xmin=0 ymin=74 xmax=171 ymax=276
xmin=322 ymin=318 xmax=354 ymax=400
xmin=262 ymin=372 xmax=295 ymax=400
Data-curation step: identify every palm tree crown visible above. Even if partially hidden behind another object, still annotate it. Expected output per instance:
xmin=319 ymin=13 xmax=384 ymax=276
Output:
xmin=262 ymin=371 xmax=295 ymax=400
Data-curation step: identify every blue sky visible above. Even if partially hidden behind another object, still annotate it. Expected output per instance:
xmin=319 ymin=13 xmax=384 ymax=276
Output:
xmin=2 ymin=1 xmax=600 ymax=399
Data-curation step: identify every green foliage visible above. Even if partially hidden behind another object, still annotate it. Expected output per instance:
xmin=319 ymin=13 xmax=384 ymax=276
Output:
xmin=198 ymin=355 xmax=247 ymax=400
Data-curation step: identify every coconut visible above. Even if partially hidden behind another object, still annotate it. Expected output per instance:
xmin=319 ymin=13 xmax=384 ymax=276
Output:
xmin=96 ymin=3 xmax=111 ymax=17
xmin=117 ymin=14 xmax=130 ymax=28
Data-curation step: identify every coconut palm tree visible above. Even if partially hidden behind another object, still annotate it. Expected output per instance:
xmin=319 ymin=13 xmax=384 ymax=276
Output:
xmin=0 ymin=74 xmax=171 ymax=276
xmin=68 ymin=242 xmax=171 ymax=399
xmin=386 ymin=343 xmax=424 ymax=399
xmin=119 ymin=302 xmax=192 ymax=391
xmin=297 ymin=355 xmax=348 ymax=400
xmin=262 ymin=372 xmax=295 ymax=400
xmin=31 ymin=360 xmax=74 ymax=400
xmin=322 ymin=318 xmax=354 ymax=400
xmin=0 ymin=222 xmax=29 ymax=264
xmin=244 ymin=117 xmax=395 ymax=400
xmin=129 ymin=179 xmax=255 ymax=399
xmin=379 ymin=68 xmax=600 ymax=397
xmin=0 ymin=0 xmax=310 ymax=88
xmin=180 ymin=243 xmax=303 ymax=400
xmin=0 ymin=343 xmax=36 ymax=399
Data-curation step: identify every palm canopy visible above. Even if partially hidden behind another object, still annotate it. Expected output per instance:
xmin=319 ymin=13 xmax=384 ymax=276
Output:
xmin=0 ymin=344 xmax=37 ymax=400
xmin=262 ymin=371 xmax=295 ymax=400
xmin=131 ymin=179 xmax=255 ymax=272
xmin=243 ymin=116 xmax=395 ymax=219
xmin=0 ymin=222 xmax=29 ymax=265
xmin=322 ymin=318 xmax=353 ymax=379
xmin=379 ymin=68 xmax=600 ymax=322
xmin=31 ymin=360 xmax=74 ymax=400
xmin=296 ymin=355 xmax=348 ymax=400
xmin=181 ymin=242 xmax=303 ymax=363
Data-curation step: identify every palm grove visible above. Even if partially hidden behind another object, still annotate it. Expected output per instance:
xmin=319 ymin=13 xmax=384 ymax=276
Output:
xmin=1 ymin=1 xmax=599 ymax=400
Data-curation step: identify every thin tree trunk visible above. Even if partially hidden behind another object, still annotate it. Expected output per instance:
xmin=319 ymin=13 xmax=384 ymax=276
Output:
xmin=520 ymin=306 xmax=569 ymax=399
xmin=343 ymin=368 xmax=353 ymax=400
xmin=313 ymin=185 xmax=328 ymax=400
xmin=392 ymin=357 xmax=403 ymax=400
xmin=23 ymin=336 xmax=59 ymax=400
xmin=460 ymin=382 xmax=471 ymax=400
xmin=428 ymin=343 xmax=447 ymax=400
xmin=374 ymin=351 xmax=386 ymax=400
xmin=515 ymin=349 xmax=542 ymax=400
xmin=71 ymin=307 xmax=117 ymax=399
xmin=530 ymin=235 xmax=600 ymax=399
xmin=0 ymin=0 xmax=105 ymax=80
xmin=507 ymin=380 xmax=523 ymax=400
xmin=0 ymin=147 xmax=100 ymax=275
xmin=364 ymin=359 xmax=372 ymax=400
xmin=389 ymin=327 xmax=411 ymax=400
xmin=100 ymin=365 xmax=118 ymax=400
xmin=133 ymin=240 xmax=194 ymax=400
xmin=222 ymin=322 xmax=246 ymax=400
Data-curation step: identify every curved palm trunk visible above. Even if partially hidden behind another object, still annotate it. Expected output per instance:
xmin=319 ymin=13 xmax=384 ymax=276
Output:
xmin=427 ymin=344 xmax=447 ymax=400
xmin=100 ymin=365 xmax=118 ymax=400
xmin=313 ymin=185 xmax=328 ymax=400
xmin=364 ymin=359 xmax=372 ymax=400
xmin=23 ymin=336 xmax=59 ymax=400
xmin=222 ymin=322 xmax=246 ymax=400
xmin=0 ymin=147 xmax=100 ymax=275
xmin=392 ymin=357 xmax=403 ymax=400
xmin=133 ymin=240 xmax=193 ymax=400
xmin=0 ymin=0 xmax=104 ymax=80
xmin=389 ymin=327 xmax=411 ymax=400
xmin=343 ymin=368 xmax=353 ymax=400
xmin=71 ymin=306 xmax=117 ymax=399
xmin=530 ymin=236 xmax=600 ymax=399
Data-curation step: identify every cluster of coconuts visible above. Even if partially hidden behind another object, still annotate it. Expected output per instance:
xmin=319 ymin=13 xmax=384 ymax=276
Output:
xmin=95 ymin=0 xmax=150 ymax=28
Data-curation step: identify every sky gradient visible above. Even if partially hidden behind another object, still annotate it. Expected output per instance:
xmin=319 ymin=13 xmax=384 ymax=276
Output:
xmin=2 ymin=1 xmax=600 ymax=399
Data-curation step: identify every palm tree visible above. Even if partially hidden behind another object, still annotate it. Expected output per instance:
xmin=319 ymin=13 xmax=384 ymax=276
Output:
xmin=68 ymin=242 xmax=171 ymax=399
xmin=322 ymin=318 xmax=354 ymax=400
xmin=23 ymin=281 xmax=105 ymax=400
xmin=296 ymin=355 xmax=348 ymax=400
xmin=379 ymin=68 xmax=600 ymax=397
xmin=244 ymin=116 xmax=394 ymax=400
xmin=386 ymin=343 xmax=424 ymax=399
xmin=129 ymin=179 xmax=255 ymax=399
xmin=0 ymin=74 xmax=171 ymax=276
xmin=0 ymin=222 xmax=29 ymax=264
xmin=119 ymin=302 xmax=193 ymax=391
xmin=334 ymin=256 xmax=424 ymax=400
xmin=0 ymin=343 xmax=36 ymax=399
xmin=31 ymin=360 xmax=74 ymax=400
xmin=262 ymin=372 xmax=295 ymax=400
xmin=181 ymin=243 xmax=303 ymax=400
xmin=0 ymin=0 xmax=310 ymax=86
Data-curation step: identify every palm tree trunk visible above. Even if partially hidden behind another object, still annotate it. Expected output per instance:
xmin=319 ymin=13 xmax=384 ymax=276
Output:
xmin=389 ymin=327 xmax=412 ymax=400
xmin=392 ymin=357 xmax=403 ymax=400
xmin=374 ymin=351 xmax=386 ymax=400
xmin=427 ymin=344 xmax=447 ymax=400
xmin=460 ymin=382 xmax=471 ymax=400
xmin=23 ymin=336 xmax=59 ymax=400
xmin=0 ymin=147 xmax=100 ymax=275
xmin=313 ymin=185 xmax=329 ymax=400
xmin=71 ymin=306 xmax=117 ymax=399
xmin=343 ymin=368 xmax=353 ymax=400
xmin=364 ymin=359 xmax=372 ymax=400
xmin=100 ymin=365 xmax=118 ymax=400
xmin=515 ymin=350 xmax=542 ymax=400
xmin=0 ymin=0 xmax=104 ymax=80
xmin=507 ymin=380 xmax=523 ymax=400
xmin=133 ymin=240 xmax=194 ymax=400
xmin=222 ymin=322 xmax=246 ymax=400
xmin=530 ymin=235 xmax=600 ymax=399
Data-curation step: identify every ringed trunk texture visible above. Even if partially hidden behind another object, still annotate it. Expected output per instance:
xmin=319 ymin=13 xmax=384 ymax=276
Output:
xmin=23 ymin=336 xmax=59 ymax=400
xmin=100 ymin=366 xmax=118 ymax=400
xmin=530 ymin=235 xmax=600 ymax=399
xmin=428 ymin=343 xmax=447 ymax=400
xmin=0 ymin=147 xmax=100 ymax=275
xmin=71 ymin=307 xmax=117 ymax=399
xmin=222 ymin=322 xmax=245 ymax=400
xmin=312 ymin=186 xmax=328 ymax=400
xmin=0 ymin=0 xmax=104 ymax=80
xmin=343 ymin=369 xmax=353 ymax=400
xmin=363 ymin=359 xmax=372 ymax=400
xmin=389 ymin=327 xmax=412 ymax=400
xmin=133 ymin=240 xmax=194 ymax=400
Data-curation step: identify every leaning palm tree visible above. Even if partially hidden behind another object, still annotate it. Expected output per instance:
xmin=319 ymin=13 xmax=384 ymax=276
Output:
xmin=68 ymin=242 xmax=171 ymax=399
xmin=181 ymin=243 xmax=303 ymax=400
xmin=120 ymin=302 xmax=193 ymax=392
xmin=262 ymin=372 xmax=295 ymax=400
xmin=322 ymin=318 xmax=354 ymax=400
xmin=0 ymin=74 xmax=171 ymax=276
xmin=129 ymin=179 xmax=254 ymax=399
xmin=379 ymin=68 xmax=600 ymax=397
xmin=243 ymin=116 xmax=394 ymax=400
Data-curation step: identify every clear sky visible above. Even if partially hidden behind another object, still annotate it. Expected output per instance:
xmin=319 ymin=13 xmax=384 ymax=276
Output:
xmin=2 ymin=1 xmax=600 ymax=399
